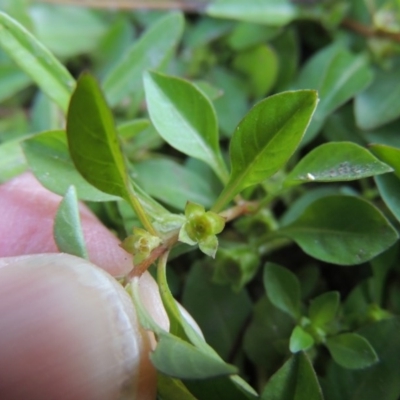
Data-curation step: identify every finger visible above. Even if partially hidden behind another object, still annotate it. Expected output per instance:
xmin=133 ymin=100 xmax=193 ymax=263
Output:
xmin=0 ymin=253 xmax=161 ymax=400
xmin=0 ymin=173 xmax=133 ymax=277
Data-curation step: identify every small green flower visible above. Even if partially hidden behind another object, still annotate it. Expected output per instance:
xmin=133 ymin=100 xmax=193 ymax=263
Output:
xmin=179 ymin=202 xmax=225 ymax=258
xmin=121 ymin=227 xmax=162 ymax=264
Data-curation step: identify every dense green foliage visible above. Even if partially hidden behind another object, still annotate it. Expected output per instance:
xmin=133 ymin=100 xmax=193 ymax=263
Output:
xmin=1 ymin=1 xmax=400 ymax=399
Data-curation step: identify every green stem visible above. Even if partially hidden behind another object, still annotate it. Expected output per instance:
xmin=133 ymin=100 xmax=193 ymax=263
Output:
xmin=127 ymin=184 xmax=158 ymax=236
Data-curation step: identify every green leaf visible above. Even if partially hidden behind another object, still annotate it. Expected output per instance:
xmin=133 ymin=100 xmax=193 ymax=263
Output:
xmin=369 ymin=143 xmax=400 ymax=178
xmin=326 ymin=333 xmax=379 ymax=369
xmin=289 ymin=326 xmax=314 ymax=353
xmin=355 ymin=66 xmax=400 ymax=130
xmin=0 ymin=139 xmax=27 ymax=183
xmin=261 ymin=352 xmax=324 ymax=400
xmin=157 ymin=374 xmax=197 ymax=400
xmin=150 ymin=333 xmax=237 ymax=380
xmin=22 ymin=130 xmax=118 ymax=202
xmin=182 ymin=263 xmax=252 ymax=359
xmin=0 ymin=65 xmax=31 ymax=102
xmin=263 ymin=263 xmax=301 ymax=319
xmin=284 ymin=142 xmax=392 ymax=186
xmin=53 ymin=185 xmax=88 ymax=259
xmin=103 ymin=12 xmax=184 ymax=106
xmin=280 ymin=195 xmax=398 ymax=265
xmin=207 ymin=0 xmax=299 ymax=26
xmin=309 ymin=291 xmax=340 ymax=328
xmin=67 ymin=73 xmax=130 ymax=199
xmin=118 ymin=119 xmax=151 ymax=140
xmin=375 ymin=173 xmax=400 ymax=223
xmin=144 ymin=70 xmax=228 ymax=183
xmin=293 ymin=44 xmax=372 ymax=144
xmin=212 ymin=90 xmax=318 ymax=212
xmin=134 ymin=158 xmax=217 ymax=210
xmin=0 ymin=11 xmax=75 ymax=112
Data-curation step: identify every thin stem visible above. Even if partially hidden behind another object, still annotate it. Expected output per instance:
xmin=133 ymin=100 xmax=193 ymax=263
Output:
xmin=219 ymin=200 xmax=258 ymax=222
xmin=342 ymin=18 xmax=400 ymax=43
xmin=127 ymin=185 xmax=157 ymax=236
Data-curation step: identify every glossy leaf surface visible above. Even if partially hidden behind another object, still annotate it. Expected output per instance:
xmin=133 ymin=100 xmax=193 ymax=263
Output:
xmin=0 ymin=12 xmax=75 ymax=112
xmin=53 ymin=185 xmax=88 ymax=259
xmin=144 ymin=71 xmax=228 ymax=183
xmin=280 ymin=195 xmax=398 ymax=265
xmin=103 ymin=12 xmax=184 ymax=106
xmin=213 ymin=90 xmax=318 ymax=211
xmin=285 ymin=142 xmax=392 ymax=186
xmin=309 ymin=291 xmax=340 ymax=328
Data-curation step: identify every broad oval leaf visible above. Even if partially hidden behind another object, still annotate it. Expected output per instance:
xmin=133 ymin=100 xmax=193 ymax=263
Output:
xmin=22 ymin=130 xmax=118 ymax=202
xmin=284 ymin=142 xmax=392 ymax=186
xmin=263 ymin=262 xmax=301 ymax=319
xmin=213 ymin=90 xmax=318 ymax=212
xmin=326 ymin=333 xmax=379 ymax=369
xmin=66 ymin=73 xmax=130 ymax=200
xmin=53 ymin=185 xmax=88 ymax=259
xmin=103 ymin=12 xmax=184 ymax=106
xmin=150 ymin=333 xmax=237 ymax=380
xmin=280 ymin=195 xmax=398 ymax=265
xmin=144 ymin=70 xmax=228 ymax=183
xmin=207 ymin=0 xmax=299 ymax=26
xmin=261 ymin=352 xmax=324 ymax=400
xmin=0 ymin=11 xmax=75 ymax=112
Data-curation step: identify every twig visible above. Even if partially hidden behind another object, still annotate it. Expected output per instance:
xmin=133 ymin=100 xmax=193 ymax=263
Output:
xmin=342 ymin=18 xmax=400 ymax=43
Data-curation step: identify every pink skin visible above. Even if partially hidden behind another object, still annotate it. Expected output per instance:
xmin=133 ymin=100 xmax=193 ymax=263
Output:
xmin=0 ymin=173 xmax=169 ymax=400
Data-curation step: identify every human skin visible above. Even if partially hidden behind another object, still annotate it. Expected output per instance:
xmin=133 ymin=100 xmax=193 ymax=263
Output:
xmin=0 ymin=173 xmax=169 ymax=400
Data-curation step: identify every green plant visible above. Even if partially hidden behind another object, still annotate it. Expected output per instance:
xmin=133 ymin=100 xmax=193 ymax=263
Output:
xmin=1 ymin=1 xmax=400 ymax=399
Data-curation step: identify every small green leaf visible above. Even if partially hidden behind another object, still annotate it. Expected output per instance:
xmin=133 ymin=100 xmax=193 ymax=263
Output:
xmin=67 ymin=73 xmax=130 ymax=199
xmin=309 ymin=291 xmax=340 ymax=328
xmin=261 ymin=352 xmax=324 ymax=400
xmin=151 ymin=333 xmax=237 ymax=380
xmin=0 ymin=139 xmax=27 ymax=183
xmin=212 ymin=90 xmax=318 ymax=212
xmin=355 ymin=67 xmax=400 ymax=130
xmin=53 ymin=185 xmax=88 ymax=259
xmin=289 ymin=326 xmax=314 ymax=353
xmin=280 ymin=195 xmax=398 ymax=265
xmin=375 ymin=173 xmax=400 ymax=223
xmin=199 ymin=235 xmax=219 ymax=258
xmin=22 ymin=130 xmax=118 ymax=202
xmin=157 ymin=374 xmax=197 ymax=400
xmin=144 ymin=70 xmax=228 ymax=183
xmin=326 ymin=333 xmax=379 ymax=369
xmin=263 ymin=263 xmax=301 ymax=319
xmin=369 ymin=143 xmax=400 ymax=178
xmin=103 ymin=12 xmax=184 ymax=106
xmin=207 ymin=0 xmax=299 ymax=26
xmin=0 ymin=11 xmax=75 ymax=112
xmin=118 ymin=118 xmax=150 ymax=140
xmin=284 ymin=142 xmax=392 ymax=186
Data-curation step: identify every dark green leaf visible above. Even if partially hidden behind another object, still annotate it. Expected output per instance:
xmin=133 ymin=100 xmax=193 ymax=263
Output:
xmin=264 ymin=263 xmax=301 ymax=319
xmin=207 ymin=0 xmax=299 ymax=26
xmin=309 ymin=291 xmax=340 ymax=328
xmin=151 ymin=333 xmax=237 ymax=380
xmin=280 ymin=195 xmax=398 ymax=265
xmin=103 ymin=12 xmax=184 ymax=106
xmin=326 ymin=333 xmax=379 ymax=369
xmin=0 ymin=11 xmax=75 ymax=112
xmin=261 ymin=352 xmax=324 ymax=400
xmin=144 ymin=70 xmax=228 ymax=183
xmin=289 ymin=326 xmax=314 ymax=353
xmin=375 ymin=173 xmax=400 ymax=223
xmin=66 ymin=73 xmax=130 ymax=199
xmin=134 ymin=158 xmax=217 ymax=210
xmin=293 ymin=44 xmax=372 ymax=144
xmin=53 ymin=185 xmax=88 ymax=259
xmin=355 ymin=67 xmax=400 ymax=130
xmin=213 ymin=90 xmax=318 ymax=211
xmin=22 ymin=130 xmax=118 ymax=202
xmin=284 ymin=142 xmax=392 ymax=186
xmin=182 ymin=263 xmax=252 ymax=359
